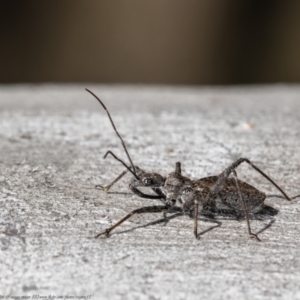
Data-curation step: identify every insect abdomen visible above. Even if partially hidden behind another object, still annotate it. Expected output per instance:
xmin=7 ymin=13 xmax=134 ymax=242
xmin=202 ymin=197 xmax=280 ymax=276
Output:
xmin=193 ymin=176 xmax=266 ymax=213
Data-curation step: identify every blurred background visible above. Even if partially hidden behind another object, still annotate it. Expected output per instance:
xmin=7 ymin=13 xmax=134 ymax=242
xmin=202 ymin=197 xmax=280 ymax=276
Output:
xmin=1 ymin=0 xmax=300 ymax=85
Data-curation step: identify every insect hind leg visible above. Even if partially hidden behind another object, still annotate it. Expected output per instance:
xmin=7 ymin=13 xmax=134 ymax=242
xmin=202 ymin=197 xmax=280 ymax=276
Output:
xmin=203 ymin=157 xmax=293 ymax=212
xmin=231 ymin=170 xmax=260 ymax=241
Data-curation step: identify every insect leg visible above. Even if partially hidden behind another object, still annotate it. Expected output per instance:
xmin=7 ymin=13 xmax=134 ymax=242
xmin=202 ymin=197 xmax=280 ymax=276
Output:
xmin=193 ymin=198 xmax=200 ymax=238
xmin=230 ymin=158 xmax=291 ymax=200
xmin=203 ymin=157 xmax=293 ymax=210
xmin=193 ymin=193 xmax=222 ymax=239
xmin=95 ymin=205 xmax=170 ymax=238
xmin=95 ymin=149 xmax=134 ymax=192
xmin=231 ymin=170 xmax=260 ymax=241
xmin=96 ymin=169 xmax=129 ymax=192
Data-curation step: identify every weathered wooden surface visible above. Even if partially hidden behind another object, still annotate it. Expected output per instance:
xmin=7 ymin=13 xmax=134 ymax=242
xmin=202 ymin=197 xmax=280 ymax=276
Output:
xmin=1 ymin=85 xmax=300 ymax=299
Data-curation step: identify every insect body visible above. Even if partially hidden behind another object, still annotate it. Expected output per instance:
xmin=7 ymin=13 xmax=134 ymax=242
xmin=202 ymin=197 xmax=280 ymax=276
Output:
xmin=86 ymin=89 xmax=299 ymax=241
xmin=163 ymin=157 xmax=299 ymax=240
xmin=181 ymin=176 xmax=266 ymax=214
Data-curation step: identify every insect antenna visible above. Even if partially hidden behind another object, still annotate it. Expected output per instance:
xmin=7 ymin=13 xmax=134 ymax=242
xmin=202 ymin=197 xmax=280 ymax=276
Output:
xmin=103 ymin=150 xmax=139 ymax=180
xmin=85 ymin=88 xmax=137 ymax=175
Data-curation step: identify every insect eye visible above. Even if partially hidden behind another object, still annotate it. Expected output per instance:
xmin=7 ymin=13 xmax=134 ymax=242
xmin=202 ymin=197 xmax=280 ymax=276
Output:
xmin=143 ymin=178 xmax=153 ymax=186
xmin=183 ymin=188 xmax=193 ymax=194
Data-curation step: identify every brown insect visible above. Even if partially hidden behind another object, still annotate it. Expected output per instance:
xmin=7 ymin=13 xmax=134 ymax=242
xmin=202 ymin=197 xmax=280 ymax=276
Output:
xmin=86 ymin=89 xmax=299 ymax=241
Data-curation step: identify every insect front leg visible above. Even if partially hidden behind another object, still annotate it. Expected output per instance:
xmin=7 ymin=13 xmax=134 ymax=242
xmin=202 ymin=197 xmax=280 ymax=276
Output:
xmin=96 ymin=169 xmax=129 ymax=192
xmin=95 ymin=150 xmax=137 ymax=192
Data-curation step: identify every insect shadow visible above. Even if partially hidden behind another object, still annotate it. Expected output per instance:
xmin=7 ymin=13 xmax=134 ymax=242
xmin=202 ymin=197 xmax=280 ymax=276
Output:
xmin=85 ymin=88 xmax=300 ymax=241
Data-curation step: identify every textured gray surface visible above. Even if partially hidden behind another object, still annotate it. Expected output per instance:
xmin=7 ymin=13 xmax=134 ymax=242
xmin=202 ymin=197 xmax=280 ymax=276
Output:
xmin=1 ymin=85 xmax=300 ymax=299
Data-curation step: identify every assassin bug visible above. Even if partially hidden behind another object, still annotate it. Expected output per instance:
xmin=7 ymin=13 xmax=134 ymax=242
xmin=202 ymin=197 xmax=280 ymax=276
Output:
xmin=86 ymin=89 xmax=299 ymax=241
